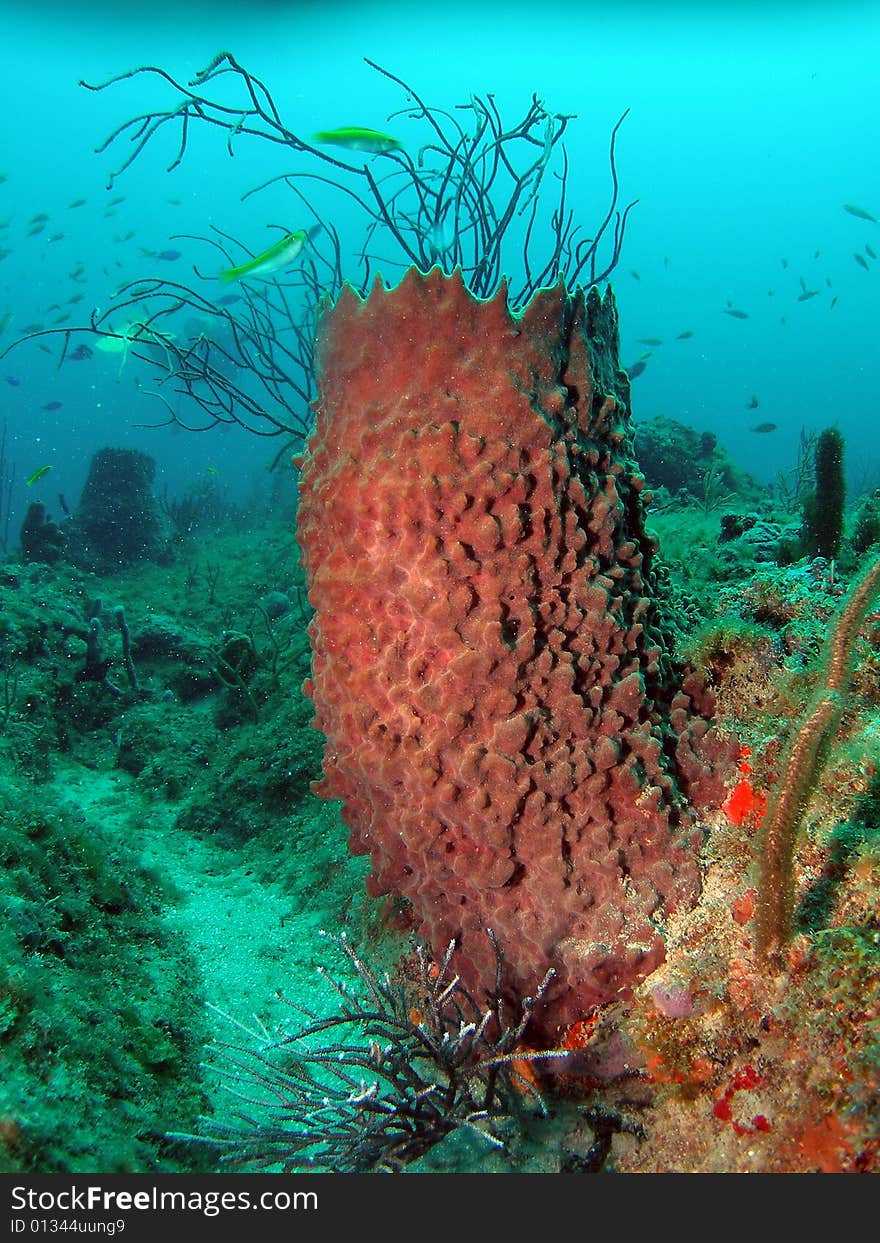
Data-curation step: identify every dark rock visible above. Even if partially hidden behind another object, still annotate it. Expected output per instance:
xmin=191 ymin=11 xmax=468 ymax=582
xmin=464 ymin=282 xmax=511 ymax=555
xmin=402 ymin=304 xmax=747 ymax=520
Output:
xmin=20 ymin=502 xmax=67 ymax=564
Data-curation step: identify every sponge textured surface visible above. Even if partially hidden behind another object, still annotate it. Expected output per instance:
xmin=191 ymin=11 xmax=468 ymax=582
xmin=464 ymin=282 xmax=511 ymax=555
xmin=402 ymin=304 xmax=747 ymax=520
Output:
xmin=298 ymin=268 xmax=728 ymax=1030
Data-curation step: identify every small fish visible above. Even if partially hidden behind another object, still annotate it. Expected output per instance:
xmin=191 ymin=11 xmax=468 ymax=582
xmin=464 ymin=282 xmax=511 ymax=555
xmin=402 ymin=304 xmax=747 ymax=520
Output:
xmin=217 ymin=293 xmax=242 ymax=306
xmin=219 ymin=229 xmax=314 ymax=285
xmin=0 ymin=311 xmax=12 ymax=334
xmin=95 ymin=336 xmax=123 ymax=354
xmin=813 ymin=249 xmax=820 ymax=259
xmin=630 ymin=270 xmax=640 ymax=281
xmin=313 ymin=126 xmax=402 ymax=153
xmin=51 ymin=312 xmax=70 ymax=324
xmin=167 ymin=197 xmax=182 ymax=206
xmin=107 ymin=195 xmax=126 ymax=207
xmin=27 ymin=223 xmax=45 ymax=237
xmin=797 ymin=289 xmax=819 ymax=302
xmin=843 ymin=203 xmax=877 ymax=223
xmin=799 ymin=275 xmax=807 ymax=292
xmin=157 ymin=249 xmax=182 ymax=261
xmin=637 ymin=337 xmax=663 ymax=346
xmin=854 ymin=252 xmax=870 ymax=270
xmin=750 ymin=422 xmax=778 ymax=434
xmin=68 ymin=197 xmax=86 ymax=208
xmin=30 ymin=212 xmax=48 ymax=223
xmin=627 ymin=360 xmax=647 ymax=378
xmin=724 ymin=308 xmax=750 ymax=319
xmin=42 ymin=401 xmax=63 ymax=411
xmin=867 ymin=243 xmax=877 ymax=260
xmin=95 ymin=334 xmax=129 ymax=354
xmin=5 ymin=375 xmax=20 ymax=386
xmin=69 ymin=344 xmax=93 ymax=361
xmin=675 ymin=330 xmax=693 ymax=340
xmin=746 ymin=395 xmax=759 ymax=409
xmin=781 ymin=258 xmax=789 ymax=268
xmin=48 ymin=232 xmax=64 ymax=243
xmin=67 ymin=293 xmax=84 ymax=304
xmin=830 ymin=296 xmax=838 ymax=309
xmin=25 ymin=465 xmax=52 ymax=486
xmin=0 ymin=174 xmax=6 ymax=184
xmin=825 ymin=276 xmax=832 ymax=287
xmin=206 ymin=466 xmax=219 ymax=475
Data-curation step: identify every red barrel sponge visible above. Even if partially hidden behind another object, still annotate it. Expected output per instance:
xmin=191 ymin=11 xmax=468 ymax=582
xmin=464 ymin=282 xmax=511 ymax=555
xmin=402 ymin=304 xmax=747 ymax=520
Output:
xmin=298 ymin=268 xmax=732 ymax=1034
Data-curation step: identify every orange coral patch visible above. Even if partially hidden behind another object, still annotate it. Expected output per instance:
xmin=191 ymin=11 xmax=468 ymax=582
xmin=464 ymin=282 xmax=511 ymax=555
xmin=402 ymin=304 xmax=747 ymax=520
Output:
xmin=562 ymin=1015 xmax=598 ymax=1050
xmin=795 ymin=1114 xmax=856 ymax=1173
xmin=731 ymin=888 xmax=756 ymax=925
xmin=723 ymin=779 xmax=767 ymax=827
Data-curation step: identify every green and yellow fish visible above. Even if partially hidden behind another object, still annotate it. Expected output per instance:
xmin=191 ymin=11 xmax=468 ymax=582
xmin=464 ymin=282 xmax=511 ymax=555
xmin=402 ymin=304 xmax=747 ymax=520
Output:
xmin=312 ymin=126 xmax=402 ymax=154
xmin=25 ymin=464 xmax=52 ymax=487
xmin=843 ymin=203 xmax=877 ymax=223
xmin=218 ymin=230 xmax=312 ymax=285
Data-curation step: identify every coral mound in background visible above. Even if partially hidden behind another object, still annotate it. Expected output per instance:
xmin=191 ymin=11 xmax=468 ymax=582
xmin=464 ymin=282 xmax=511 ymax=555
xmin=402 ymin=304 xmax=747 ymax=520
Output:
xmin=298 ymin=268 xmax=736 ymax=1033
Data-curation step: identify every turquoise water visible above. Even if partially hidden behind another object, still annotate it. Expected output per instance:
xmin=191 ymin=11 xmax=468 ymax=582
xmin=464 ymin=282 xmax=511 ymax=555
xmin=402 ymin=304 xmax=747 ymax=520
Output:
xmin=1 ymin=0 xmax=880 ymax=1178
xmin=1 ymin=0 xmax=878 ymax=532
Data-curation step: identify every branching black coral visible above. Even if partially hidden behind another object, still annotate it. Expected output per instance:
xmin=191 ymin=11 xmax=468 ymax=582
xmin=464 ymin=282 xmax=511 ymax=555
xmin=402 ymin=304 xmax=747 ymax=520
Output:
xmin=3 ymin=57 xmax=635 ymax=445
xmin=177 ymin=932 xmax=569 ymax=1173
xmin=1 ymin=244 xmax=324 ymax=448
xmin=80 ymin=51 xmax=635 ymax=307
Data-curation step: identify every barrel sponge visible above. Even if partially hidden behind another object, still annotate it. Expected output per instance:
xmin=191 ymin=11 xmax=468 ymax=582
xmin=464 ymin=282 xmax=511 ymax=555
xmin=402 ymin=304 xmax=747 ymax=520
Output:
xmin=297 ymin=267 xmax=734 ymax=1035
xmin=802 ymin=426 xmax=845 ymax=562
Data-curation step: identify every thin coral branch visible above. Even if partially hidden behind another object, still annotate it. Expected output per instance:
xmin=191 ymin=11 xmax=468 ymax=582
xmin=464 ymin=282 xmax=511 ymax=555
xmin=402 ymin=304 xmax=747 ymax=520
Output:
xmin=0 ymin=59 xmax=640 ymax=444
xmin=756 ymin=548 xmax=880 ymax=960
xmin=170 ymin=932 xmax=567 ymax=1173
xmin=80 ymin=53 xmax=634 ymax=307
xmin=3 ymin=244 xmax=321 ymax=445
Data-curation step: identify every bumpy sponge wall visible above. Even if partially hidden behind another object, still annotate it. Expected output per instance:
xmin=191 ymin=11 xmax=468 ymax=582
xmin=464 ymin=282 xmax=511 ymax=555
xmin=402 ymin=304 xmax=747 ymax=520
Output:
xmin=298 ymin=267 xmax=730 ymax=1034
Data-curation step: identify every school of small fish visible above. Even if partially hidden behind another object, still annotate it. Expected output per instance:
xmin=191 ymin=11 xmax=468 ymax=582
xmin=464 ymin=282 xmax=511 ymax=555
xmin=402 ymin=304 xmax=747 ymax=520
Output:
xmin=0 ymin=140 xmax=874 ymax=487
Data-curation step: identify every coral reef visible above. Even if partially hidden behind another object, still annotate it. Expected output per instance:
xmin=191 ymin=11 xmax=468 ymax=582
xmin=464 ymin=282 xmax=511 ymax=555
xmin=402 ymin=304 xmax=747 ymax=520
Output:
xmin=0 ymin=517 xmax=370 ymax=1172
xmin=0 ymin=777 xmax=210 ymax=1173
xmin=298 ymin=267 xmax=736 ymax=1035
xmin=633 ymin=415 xmax=764 ymax=511
xmin=2 ymin=479 xmax=879 ymax=1173
xmin=594 ymin=792 xmax=880 ymax=1173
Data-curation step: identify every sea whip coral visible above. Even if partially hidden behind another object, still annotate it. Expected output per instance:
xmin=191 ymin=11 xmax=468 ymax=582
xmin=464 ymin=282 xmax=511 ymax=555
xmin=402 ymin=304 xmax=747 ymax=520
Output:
xmin=755 ymin=549 xmax=880 ymax=960
xmin=297 ymin=268 xmax=732 ymax=1034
